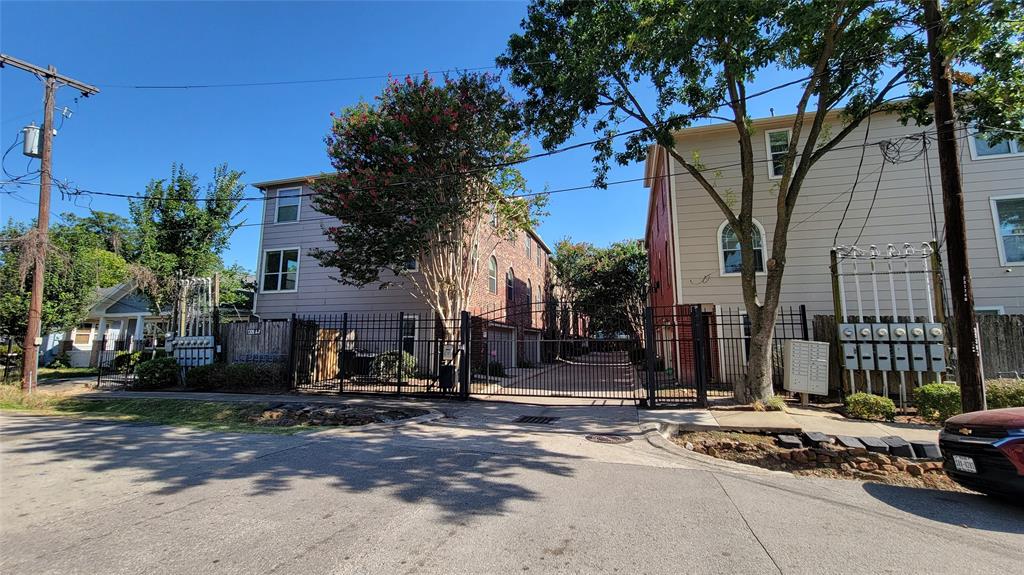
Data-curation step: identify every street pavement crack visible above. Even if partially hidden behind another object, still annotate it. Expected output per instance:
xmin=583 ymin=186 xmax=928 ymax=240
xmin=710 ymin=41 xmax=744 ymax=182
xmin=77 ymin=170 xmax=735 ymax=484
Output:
xmin=711 ymin=472 xmax=784 ymax=574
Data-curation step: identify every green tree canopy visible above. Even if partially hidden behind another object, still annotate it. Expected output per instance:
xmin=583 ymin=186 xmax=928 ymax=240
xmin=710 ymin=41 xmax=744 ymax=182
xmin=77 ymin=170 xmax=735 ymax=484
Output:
xmin=311 ymin=73 xmax=545 ymax=325
xmin=128 ymin=163 xmax=244 ymax=311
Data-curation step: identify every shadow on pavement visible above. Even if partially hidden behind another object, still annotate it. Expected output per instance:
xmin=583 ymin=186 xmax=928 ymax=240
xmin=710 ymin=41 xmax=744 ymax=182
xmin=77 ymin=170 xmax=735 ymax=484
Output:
xmin=0 ymin=415 xmax=581 ymax=522
xmin=861 ymin=482 xmax=1024 ymax=534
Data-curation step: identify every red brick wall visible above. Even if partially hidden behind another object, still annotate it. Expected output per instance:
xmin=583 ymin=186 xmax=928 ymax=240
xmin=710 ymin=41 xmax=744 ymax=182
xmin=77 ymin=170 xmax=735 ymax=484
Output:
xmin=646 ymin=148 xmax=677 ymax=311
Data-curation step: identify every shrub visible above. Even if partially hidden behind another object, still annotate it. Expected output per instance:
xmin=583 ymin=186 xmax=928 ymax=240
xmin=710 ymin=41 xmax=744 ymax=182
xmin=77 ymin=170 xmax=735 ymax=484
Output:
xmin=46 ymin=353 xmax=71 ymax=369
xmin=371 ymin=351 xmax=417 ymax=380
xmin=628 ymin=347 xmax=646 ymax=366
xmin=112 ymin=350 xmax=141 ymax=371
xmin=845 ymin=392 xmax=896 ymax=421
xmin=914 ymin=382 xmax=962 ymax=423
xmin=752 ymin=396 xmax=786 ymax=412
xmin=985 ymin=379 xmax=1024 ymax=409
xmin=476 ymin=360 xmax=506 ymax=378
xmin=133 ymin=357 xmax=179 ymax=390
xmin=185 ymin=362 xmax=287 ymax=392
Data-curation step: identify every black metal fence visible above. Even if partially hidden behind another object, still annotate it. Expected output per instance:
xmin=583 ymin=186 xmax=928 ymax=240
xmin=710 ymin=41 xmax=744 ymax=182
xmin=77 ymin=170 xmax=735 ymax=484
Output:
xmin=290 ymin=311 xmax=468 ymax=397
xmin=95 ymin=336 xmax=214 ymax=389
xmin=646 ymin=305 xmax=809 ymax=406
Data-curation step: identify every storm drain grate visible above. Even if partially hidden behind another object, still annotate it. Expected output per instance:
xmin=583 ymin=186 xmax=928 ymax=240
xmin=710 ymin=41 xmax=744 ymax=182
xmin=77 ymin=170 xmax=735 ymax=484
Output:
xmin=585 ymin=434 xmax=632 ymax=445
xmin=515 ymin=415 xmax=560 ymax=425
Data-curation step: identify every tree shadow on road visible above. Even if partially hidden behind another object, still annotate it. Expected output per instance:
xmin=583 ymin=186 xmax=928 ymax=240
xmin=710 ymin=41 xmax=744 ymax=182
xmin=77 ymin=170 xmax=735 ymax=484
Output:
xmin=0 ymin=415 xmax=581 ymax=523
xmin=861 ymin=482 xmax=1024 ymax=534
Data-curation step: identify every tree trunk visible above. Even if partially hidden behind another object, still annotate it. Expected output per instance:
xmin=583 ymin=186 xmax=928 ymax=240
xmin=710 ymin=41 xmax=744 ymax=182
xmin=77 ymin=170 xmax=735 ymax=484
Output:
xmin=741 ymin=306 xmax=777 ymax=403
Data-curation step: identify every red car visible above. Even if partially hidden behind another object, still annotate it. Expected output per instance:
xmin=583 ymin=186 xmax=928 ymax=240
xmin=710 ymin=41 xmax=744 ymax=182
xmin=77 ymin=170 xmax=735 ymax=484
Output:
xmin=939 ymin=407 xmax=1024 ymax=498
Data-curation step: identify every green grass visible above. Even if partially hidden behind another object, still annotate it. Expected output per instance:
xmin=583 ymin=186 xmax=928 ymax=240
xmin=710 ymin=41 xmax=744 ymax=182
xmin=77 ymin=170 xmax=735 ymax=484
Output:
xmin=37 ymin=366 xmax=98 ymax=380
xmin=0 ymin=387 xmax=306 ymax=434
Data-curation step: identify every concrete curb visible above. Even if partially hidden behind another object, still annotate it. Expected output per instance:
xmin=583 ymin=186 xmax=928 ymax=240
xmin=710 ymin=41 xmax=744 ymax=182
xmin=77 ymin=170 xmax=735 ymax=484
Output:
xmin=640 ymin=422 xmax=787 ymax=477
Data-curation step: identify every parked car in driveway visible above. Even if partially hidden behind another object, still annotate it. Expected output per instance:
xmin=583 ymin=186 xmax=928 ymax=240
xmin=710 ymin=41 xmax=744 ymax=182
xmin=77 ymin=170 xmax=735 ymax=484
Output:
xmin=939 ymin=407 xmax=1024 ymax=498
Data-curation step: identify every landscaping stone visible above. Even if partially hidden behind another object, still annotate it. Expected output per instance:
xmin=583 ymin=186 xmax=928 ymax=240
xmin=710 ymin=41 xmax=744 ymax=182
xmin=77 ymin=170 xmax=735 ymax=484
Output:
xmin=802 ymin=431 xmax=833 ymax=446
xmin=910 ymin=440 xmax=942 ymax=459
xmin=776 ymin=434 xmax=804 ymax=449
xmin=254 ymin=403 xmax=428 ymax=427
xmin=858 ymin=436 xmax=890 ymax=454
xmin=880 ymin=436 xmax=916 ymax=458
xmin=834 ymin=435 xmax=866 ymax=450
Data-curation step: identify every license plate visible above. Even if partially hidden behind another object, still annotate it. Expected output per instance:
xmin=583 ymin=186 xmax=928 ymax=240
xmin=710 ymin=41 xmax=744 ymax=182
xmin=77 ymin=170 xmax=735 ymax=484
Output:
xmin=952 ymin=454 xmax=977 ymax=473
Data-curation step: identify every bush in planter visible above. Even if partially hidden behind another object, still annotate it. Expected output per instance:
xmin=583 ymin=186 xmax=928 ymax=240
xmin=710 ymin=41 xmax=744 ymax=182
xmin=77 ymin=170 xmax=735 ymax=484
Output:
xmin=371 ymin=351 xmax=417 ymax=380
xmin=133 ymin=357 xmax=179 ymax=390
xmin=986 ymin=379 xmax=1024 ymax=409
xmin=476 ymin=360 xmax=506 ymax=378
xmin=914 ymin=382 xmax=961 ymax=423
xmin=845 ymin=392 xmax=896 ymax=421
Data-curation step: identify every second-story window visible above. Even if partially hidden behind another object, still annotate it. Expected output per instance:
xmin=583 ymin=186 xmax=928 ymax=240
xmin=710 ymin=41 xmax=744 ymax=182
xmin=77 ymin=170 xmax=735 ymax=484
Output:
xmin=765 ymin=129 xmax=791 ymax=179
xmin=275 ymin=188 xmax=301 ymax=223
xmin=487 ymin=256 xmax=497 ymax=293
xmin=971 ymin=129 xmax=1024 ymax=159
xmin=991 ymin=195 xmax=1024 ymax=265
xmin=525 ymin=235 xmax=532 ymax=258
xmin=506 ymin=268 xmax=515 ymax=304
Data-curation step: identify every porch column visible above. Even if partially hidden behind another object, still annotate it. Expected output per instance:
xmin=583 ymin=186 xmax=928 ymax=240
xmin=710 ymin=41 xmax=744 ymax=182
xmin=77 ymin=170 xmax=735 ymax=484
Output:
xmin=97 ymin=318 xmax=108 ymax=344
xmin=134 ymin=315 xmax=145 ymax=341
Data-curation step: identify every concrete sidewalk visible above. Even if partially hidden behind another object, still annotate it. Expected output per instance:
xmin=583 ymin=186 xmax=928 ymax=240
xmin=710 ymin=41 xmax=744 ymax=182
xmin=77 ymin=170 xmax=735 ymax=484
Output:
xmin=641 ymin=404 xmax=940 ymax=442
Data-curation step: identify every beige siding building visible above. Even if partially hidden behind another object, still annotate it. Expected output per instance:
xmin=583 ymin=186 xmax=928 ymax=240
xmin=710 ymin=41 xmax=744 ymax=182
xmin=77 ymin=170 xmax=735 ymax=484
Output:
xmin=645 ymin=111 xmax=1024 ymax=318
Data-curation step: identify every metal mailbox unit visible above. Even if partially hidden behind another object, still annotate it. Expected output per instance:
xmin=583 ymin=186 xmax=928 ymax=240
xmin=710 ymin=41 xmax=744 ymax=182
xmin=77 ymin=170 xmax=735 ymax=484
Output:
xmin=831 ymin=243 xmax=948 ymax=409
xmin=783 ymin=340 xmax=830 ymax=398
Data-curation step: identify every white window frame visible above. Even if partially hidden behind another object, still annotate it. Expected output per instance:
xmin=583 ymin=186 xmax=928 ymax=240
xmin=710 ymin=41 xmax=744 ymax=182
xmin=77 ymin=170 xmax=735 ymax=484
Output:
xmin=525 ymin=235 xmax=532 ymax=258
xmin=404 ymin=258 xmax=419 ymax=272
xmin=968 ymin=128 xmax=1024 ymax=161
xmin=487 ymin=256 xmax=498 ymax=294
xmin=274 ymin=187 xmax=302 ymax=224
xmin=73 ymin=322 xmax=94 ymax=347
xmin=990 ymin=194 xmax=1024 ymax=265
xmin=260 ymin=247 xmax=301 ymax=293
xmin=717 ymin=219 xmax=767 ymax=277
xmin=765 ymin=128 xmax=792 ymax=179
xmin=975 ymin=305 xmax=1005 ymax=315
xmin=506 ymin=267 xmax=516 ymax=304
xmin=400 ymin=314 xmax=419 ymax=359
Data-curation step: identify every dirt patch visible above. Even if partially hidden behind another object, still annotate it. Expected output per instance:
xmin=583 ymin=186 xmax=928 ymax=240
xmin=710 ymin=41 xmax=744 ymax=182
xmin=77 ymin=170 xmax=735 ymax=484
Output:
xmin=254 ymin=403 xmax=430 ymax=427
xmin=673 ymin=430 xmax=971 ymax=493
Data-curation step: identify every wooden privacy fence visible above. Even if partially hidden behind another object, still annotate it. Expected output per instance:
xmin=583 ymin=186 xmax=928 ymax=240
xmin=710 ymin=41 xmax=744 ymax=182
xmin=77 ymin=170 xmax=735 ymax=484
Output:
xmin=220 ymin=321 xmax=291 ymax=364
xmin=978 ymin=314 xmax=1024 ymax=379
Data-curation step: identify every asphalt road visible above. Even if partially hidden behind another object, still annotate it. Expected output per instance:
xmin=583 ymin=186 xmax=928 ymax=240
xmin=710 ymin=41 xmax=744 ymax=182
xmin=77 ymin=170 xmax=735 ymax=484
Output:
xmin=1 ymin=402 xmax=1022 ymax=574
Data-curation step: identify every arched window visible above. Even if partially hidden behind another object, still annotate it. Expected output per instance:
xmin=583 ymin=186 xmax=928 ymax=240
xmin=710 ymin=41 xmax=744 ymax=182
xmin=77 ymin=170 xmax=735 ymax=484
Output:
xmin=487 ymin=256 xmax=497 ymax=293
xmin=718 ymin=219 xmax=766 ymax=276
xmin=506 ymin=268 xmax=515 ymax=304
xmin=526 ymin=279 xmax=533 ymax=309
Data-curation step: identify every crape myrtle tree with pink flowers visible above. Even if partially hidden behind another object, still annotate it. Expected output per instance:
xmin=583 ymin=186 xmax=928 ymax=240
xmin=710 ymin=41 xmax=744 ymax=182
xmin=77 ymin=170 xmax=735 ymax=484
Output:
xmin=310 ymin=73 xmax=546 ymax=339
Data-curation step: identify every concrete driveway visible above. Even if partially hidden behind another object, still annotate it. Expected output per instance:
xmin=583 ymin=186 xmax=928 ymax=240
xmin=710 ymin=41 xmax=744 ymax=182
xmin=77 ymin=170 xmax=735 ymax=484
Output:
xmin=1 ymin=401 xmax=1021 ymax=574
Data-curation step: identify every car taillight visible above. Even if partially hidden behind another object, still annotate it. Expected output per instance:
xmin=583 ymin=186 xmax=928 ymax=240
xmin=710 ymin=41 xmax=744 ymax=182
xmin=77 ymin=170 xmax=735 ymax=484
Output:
xmin=995 ymin=432 xmax=1024 ymax=476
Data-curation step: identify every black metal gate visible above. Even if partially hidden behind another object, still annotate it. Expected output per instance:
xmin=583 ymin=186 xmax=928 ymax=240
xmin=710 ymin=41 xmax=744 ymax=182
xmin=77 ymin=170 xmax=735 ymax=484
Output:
xmin=471 ymin=302 xmax=647 ymax=401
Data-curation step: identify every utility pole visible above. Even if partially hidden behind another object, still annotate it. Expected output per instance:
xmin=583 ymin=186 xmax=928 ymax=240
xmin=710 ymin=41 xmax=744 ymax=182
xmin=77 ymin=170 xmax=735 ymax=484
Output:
xmin=922 ymin=2 xmax=985 ymax=412
xmin=0 ymin=54 xmax=99 ymax=392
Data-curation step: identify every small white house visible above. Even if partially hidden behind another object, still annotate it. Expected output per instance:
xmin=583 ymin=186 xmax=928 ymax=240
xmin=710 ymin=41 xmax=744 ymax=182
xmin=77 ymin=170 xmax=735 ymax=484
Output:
xmin=43 ymin=283 xmax=169 ymax=367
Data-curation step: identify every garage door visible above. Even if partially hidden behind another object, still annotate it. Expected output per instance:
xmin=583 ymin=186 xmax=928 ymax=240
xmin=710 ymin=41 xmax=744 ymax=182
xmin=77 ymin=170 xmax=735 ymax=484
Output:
xmin=486 ymin=325 xmax=516 ymax=369
xmin=522 ymin=331 xmax=541 ymax=365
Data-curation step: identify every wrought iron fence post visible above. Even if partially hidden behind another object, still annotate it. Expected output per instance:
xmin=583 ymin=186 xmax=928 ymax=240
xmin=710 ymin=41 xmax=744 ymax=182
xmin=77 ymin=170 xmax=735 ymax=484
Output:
xmin=799 ymin=304 xmax=809 ymax=340
xmin=397 ymin=312 xmax=405 ymax=392
xmin=691 ymin=306 xmax=709 ymax=407
xmin=643 ymin=307 xmax=657 ymax=408
xmin=459 ymin=310 xmax=471 ymax=400
xmin=96 ymin=337 xmax=105 ymax=388
xmin=339 ymin=313 xmax=348 ymax=394
xmin=286 ymin=313 xmax=297 ymax=391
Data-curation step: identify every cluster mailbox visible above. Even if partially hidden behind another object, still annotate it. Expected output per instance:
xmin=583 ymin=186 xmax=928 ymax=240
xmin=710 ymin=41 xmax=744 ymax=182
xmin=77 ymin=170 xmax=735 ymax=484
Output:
xmin=837 ymin=322 xmax=945 ymax=374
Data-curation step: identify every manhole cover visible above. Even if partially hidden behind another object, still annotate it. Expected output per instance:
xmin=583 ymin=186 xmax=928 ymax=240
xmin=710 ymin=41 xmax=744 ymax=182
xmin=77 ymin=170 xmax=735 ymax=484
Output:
xmin=585 ymin=434 xmax=632 ymax=444
xmin=515 ymin=415 xmax=559 ymax=425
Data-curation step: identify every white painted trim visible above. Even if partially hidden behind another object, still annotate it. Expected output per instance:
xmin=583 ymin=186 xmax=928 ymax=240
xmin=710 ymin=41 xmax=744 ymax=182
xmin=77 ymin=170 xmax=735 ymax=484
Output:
xmin=717 ymin=219 xmax=768 ymax=277
xmin=765 ymin=127 xmax=792 ymax=179
xmin=252 ymin=187 xmax=267 ymax=313
xmin=401 ymin=314 xmax=419 ymax=360
xmin=967 ymin=128 xmax=1023 ymax=161
xmin=989 ymin=194 xmax=1024 ymax=266
xmin=487 ymin=255 xmax=498 ymax=294
xmin=975 ymin=305 xmax=1005 ymax=315
xmin=272 ymin=187 xmax=302 ymax=224
xmin=259 ymin=246 xmax=301 ymax=294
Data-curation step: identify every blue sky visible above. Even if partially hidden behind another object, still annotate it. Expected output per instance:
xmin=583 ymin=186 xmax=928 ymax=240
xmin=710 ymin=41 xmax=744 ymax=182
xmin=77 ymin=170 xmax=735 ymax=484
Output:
xmin=1 ymin=1 xmax=802 ymax=271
